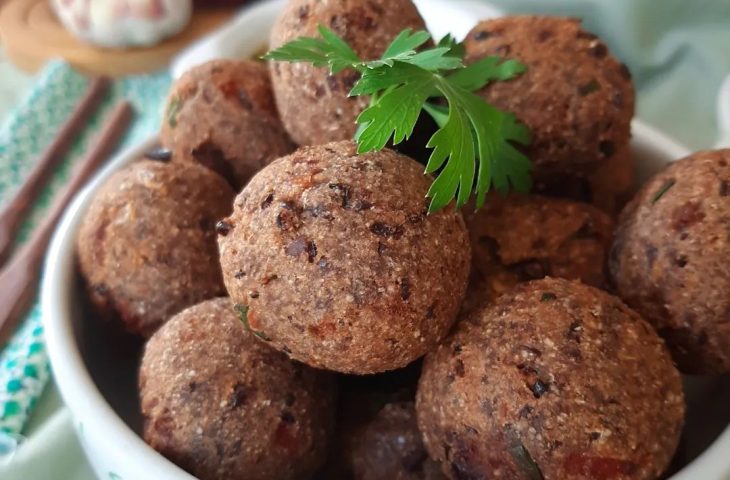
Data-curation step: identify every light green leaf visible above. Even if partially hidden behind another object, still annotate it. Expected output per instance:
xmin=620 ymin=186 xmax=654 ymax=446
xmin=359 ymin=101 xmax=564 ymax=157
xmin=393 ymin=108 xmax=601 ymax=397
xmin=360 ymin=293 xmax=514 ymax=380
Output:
xmin=263 ymin=37 xmax=333 ymax=67
xmin=263 ymin=27 xmax=364 ymax=74
xmin=437 ymin=34 xmax=466 ymax=59
xmin=409 ymin=48 xmax=464 ymax=71
xmin=317 ymin=26 xmax=362 ymax=72
xmin=349 ymin=62 xmax=430 ymax=96
xmin=423 ymin=102 xmax=449 ymax=128
xmin=449 ymin=57 xmax=527 ymax=92
xmin=381 ymin=29 xmax=432 ymax=60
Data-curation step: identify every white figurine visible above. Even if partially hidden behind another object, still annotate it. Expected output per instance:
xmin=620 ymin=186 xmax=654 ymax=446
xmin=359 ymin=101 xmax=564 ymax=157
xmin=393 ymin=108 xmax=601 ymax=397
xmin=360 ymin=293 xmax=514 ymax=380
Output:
xmin=51 ymin=0 xmax=193 ymax=48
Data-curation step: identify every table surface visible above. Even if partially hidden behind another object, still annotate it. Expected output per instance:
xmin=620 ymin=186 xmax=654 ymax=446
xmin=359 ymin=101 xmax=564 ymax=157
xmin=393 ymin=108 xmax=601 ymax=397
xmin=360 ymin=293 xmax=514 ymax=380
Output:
xmin=0 ymin=46 xmax=32 ymax=120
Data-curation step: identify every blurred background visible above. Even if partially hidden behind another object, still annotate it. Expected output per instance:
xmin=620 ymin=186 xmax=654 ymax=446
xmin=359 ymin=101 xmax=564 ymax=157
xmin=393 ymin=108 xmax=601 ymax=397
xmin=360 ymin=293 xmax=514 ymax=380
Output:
xmin=1 ymin=0 xmax=728 ymax=149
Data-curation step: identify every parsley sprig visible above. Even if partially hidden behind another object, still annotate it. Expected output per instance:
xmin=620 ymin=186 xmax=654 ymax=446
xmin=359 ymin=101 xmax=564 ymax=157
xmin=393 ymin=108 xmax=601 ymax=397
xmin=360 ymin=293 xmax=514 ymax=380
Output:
xmin=265 ymin=27 xmax=532 ymax=212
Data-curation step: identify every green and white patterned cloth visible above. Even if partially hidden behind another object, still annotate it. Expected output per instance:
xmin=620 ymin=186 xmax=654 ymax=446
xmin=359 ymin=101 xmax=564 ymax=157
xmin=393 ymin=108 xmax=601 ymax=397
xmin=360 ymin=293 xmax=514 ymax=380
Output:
xmin=0 ymin=60 xmax=171 ymax=452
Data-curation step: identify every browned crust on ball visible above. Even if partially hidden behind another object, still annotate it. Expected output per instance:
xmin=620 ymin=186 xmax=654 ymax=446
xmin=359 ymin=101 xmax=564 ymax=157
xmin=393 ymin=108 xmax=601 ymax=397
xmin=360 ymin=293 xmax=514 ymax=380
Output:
xmin=462 ymin=194 xmax=614 ymax=314
xmin=417 ymin=278 xmax=684 ymax=480
xmin=76 ymin=160 xmax=235 ymax=337
xmin=587 ymin=145 xmax=636 ymax=214
xmin=268 ymin=0 xmax=427 ymax=145
xmin=464 ymin=16 xmax=635 ymax=178
xmin=610 ymin=149 xmax=730 ymax=374
xmin=351 ymin=402 xmax=446 ymax=480
xmin=140 ymin=298 xmax=336 ymax=480
xmin=535 ymin=145 xmax=636 ymax=216
xmin=318 ymin=365 xmax=423 ymax=478
xmin=160 ymin=59 xmax=295 ymax=188
xmin=218 ymin=141 xmax=471 ymax=374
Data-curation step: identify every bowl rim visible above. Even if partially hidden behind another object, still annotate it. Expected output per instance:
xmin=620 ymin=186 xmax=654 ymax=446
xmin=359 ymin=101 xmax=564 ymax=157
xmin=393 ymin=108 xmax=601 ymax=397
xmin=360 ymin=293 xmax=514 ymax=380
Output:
xmin=42 ymin=137 xmax=196 ymax=480
xmin=42 ymin=120 xmax=730 ymax=479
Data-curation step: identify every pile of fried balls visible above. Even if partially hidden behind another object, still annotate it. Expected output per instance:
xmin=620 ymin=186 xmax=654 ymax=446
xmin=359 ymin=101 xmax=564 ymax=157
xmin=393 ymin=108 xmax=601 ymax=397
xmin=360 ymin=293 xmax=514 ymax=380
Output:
xmin=75 ymin=1 xmax=729 ymax=479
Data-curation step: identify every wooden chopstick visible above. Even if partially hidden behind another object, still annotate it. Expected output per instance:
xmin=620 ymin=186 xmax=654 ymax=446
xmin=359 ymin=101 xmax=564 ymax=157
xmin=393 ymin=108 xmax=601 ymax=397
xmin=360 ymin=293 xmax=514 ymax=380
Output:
xmin=0 ymin=101 xmax=134 ymax=349
xmin=0 ymin=76 xmax=111 ymax=267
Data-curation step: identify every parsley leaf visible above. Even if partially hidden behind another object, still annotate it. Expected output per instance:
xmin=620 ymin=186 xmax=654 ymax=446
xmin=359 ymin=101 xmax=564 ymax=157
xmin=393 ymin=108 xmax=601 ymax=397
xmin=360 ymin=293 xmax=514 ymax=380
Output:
xmin=356 ymin=78 xmax=433 ymax=152
xmin=349 ymin=62 xmax=429 ymax=96
xmin=265 ymin=26 xmax=532 ymax=212
xmin=409 ymin=48 xmax=464 ymax=71
xmin=424 ymin=99 xmax=475 ymax=210
xmin=263 ymin=25 xmax=362 ymax=73
xmin=449 ymin=57 xmax=526 ymax=91
xmin=437 ymin=34 xmax=466 ymax=59
xmin=368 ymin=29 xmax=431 ymax=68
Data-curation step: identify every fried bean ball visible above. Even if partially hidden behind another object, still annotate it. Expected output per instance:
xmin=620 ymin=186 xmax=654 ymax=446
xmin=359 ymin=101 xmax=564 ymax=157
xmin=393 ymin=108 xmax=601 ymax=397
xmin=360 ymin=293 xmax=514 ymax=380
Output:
xmin=319 ymin=365 xmax=423 ymax=479
xmin=76 ymin=160 xmax=234 ymax=337
xmin=140 ymin=298 xmax=336 ymax=480
xmin=218 ymin=141 xmax=471 ymax=374
xmin=462 ymin=194 xmax=614 ymax=314
xmin=610 ymin=149 xmax=730 ymax=374
xmin=351 ymin=402 xmax=445 ymax=480
xmin=417 ymin=278 xmax=684 ymax=480
xmin=464 ymin=16 xmax=635 ymax=181
xmin=160 ymin=59 xmax=295 ymax=189
xmin=535 ymin=145 xmax=636 ymax=216
xmin=269 ymin=0 xmax=428 ymax=145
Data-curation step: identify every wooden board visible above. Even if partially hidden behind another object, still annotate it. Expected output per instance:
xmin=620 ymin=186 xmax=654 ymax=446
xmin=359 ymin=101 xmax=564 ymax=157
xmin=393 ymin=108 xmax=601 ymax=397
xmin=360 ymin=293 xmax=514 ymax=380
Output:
xmin=0 ymin=0 xmax=234 ymax=76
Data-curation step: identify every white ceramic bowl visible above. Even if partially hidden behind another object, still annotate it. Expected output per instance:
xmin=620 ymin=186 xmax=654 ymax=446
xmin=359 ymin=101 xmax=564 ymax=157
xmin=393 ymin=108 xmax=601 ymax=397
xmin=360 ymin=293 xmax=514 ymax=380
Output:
xmin=42 ymin=1 xmax=730 ymax=479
